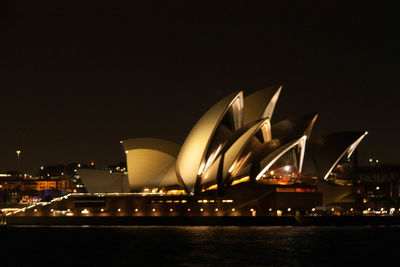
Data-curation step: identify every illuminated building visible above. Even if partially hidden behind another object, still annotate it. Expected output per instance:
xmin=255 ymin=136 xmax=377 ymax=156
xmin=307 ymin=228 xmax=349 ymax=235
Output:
xmin=7 ymin=86 xmax=368 ymax=217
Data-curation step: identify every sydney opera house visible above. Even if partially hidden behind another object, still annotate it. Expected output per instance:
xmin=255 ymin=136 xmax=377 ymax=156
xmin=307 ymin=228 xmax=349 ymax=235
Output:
xmin=10 ymin=86 xmax=368 ymax=217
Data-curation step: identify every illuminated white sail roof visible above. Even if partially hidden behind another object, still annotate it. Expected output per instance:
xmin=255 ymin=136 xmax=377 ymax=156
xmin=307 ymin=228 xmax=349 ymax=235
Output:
xmin=176 ymin=91 xmax=243 ymax=193
xmin=122 ymin=138 xmax=180 ymax=191
xmin=78 ymin=169 xmax=129 ymax=193
xmin=243 ymin=85 xmax=282 ymax=125
xmin=309 ymin=131 xmax=368 ymax=180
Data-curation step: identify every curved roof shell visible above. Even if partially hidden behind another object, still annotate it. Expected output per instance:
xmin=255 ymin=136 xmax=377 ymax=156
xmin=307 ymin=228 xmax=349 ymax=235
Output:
xmin=255 ymin=136 xmax=307 ymax=180
xmin=309 ymin=131 xmax=368 ymax=180
xmin=222 ymin=118 xmax=272 ymax=184
xmin=78 ymin=169 xmax=129 ymax=193
xmin=251 ymin=113 xmax=318 ymax=180
xmin=271 ymin=113 xmax=318 ymax=142
xmin=176 ymin=91 xmax=244 ymax=193
xmin=243 ymin=85 xmax=282 ymax=125
xmin=122 ymin=138 xmax=180 ymax=191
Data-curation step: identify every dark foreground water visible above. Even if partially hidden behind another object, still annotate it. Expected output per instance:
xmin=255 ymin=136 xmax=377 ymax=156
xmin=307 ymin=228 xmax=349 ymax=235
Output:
xmin=1 ymin=225 xmax=399 ymax=266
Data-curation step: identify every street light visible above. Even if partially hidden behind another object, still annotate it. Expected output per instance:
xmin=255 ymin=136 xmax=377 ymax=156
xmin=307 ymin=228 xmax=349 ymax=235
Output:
xmin=16 ymin=150 xmax=22 ymax=176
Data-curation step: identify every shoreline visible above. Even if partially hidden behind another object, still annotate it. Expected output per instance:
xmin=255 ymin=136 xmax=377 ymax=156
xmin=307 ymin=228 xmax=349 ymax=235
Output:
xmin=3 ymin=216 xmax=400 ymax=226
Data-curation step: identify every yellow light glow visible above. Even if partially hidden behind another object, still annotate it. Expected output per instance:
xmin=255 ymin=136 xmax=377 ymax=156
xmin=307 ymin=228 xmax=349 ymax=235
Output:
xmin=166 ymin=190 xmax=186 ymax=195
xmin=205 ymin=184 xmax=218 ymax=191
xmin=231 ymin=176 xmax=250 ymax=186
xmin=232 ymin=208 xmax=235 ymax=212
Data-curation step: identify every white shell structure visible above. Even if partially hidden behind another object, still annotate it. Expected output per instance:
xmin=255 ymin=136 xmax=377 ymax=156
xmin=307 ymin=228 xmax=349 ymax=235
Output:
xmin=308 ymin=131 xmax=368 ymax=180
xmin=255 ymin=136 xmax=307 ymax=180
xmin=115 ymin=86 xmax=368 ymax=195
xmin=78 ymin=169 xmax=129 ymax=193
xmin=122 ymin=138 xmax=180 ymax=191
xmin=222 ymin=118 xmax=271 ymax=182
xmin=176 ymin=91 xmax=244 ymax=193
xmin=243 ymin=85 xmax=282 ymax=125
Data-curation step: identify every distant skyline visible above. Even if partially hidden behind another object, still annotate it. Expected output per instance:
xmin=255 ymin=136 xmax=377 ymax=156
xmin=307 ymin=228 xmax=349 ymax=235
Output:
xmin=3 ymin=2 xmax=399 ymax=173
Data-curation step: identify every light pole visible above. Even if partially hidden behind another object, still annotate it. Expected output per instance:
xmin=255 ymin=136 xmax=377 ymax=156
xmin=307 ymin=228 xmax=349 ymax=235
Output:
xmin=16 ymin=150 xmax=21 ymax=177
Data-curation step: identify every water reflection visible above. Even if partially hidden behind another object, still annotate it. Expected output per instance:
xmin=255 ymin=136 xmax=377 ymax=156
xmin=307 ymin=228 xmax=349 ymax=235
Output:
xmin=1 ymin=226 xmax=399 ymax=266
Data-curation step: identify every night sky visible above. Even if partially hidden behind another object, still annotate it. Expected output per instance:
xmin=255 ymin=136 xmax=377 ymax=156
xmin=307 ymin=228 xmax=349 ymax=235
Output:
xmin=3 ymin=1 xmax=399 ymax=174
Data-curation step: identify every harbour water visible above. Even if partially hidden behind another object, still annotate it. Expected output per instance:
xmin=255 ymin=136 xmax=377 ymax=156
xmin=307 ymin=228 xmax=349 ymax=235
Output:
xmin=1 ymin=225 xmax=399 ymax=266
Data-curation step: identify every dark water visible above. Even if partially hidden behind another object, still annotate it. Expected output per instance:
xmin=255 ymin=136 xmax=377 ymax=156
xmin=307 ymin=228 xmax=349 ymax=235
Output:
xmin=1 ymin=225 xmax=399 ymax=266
